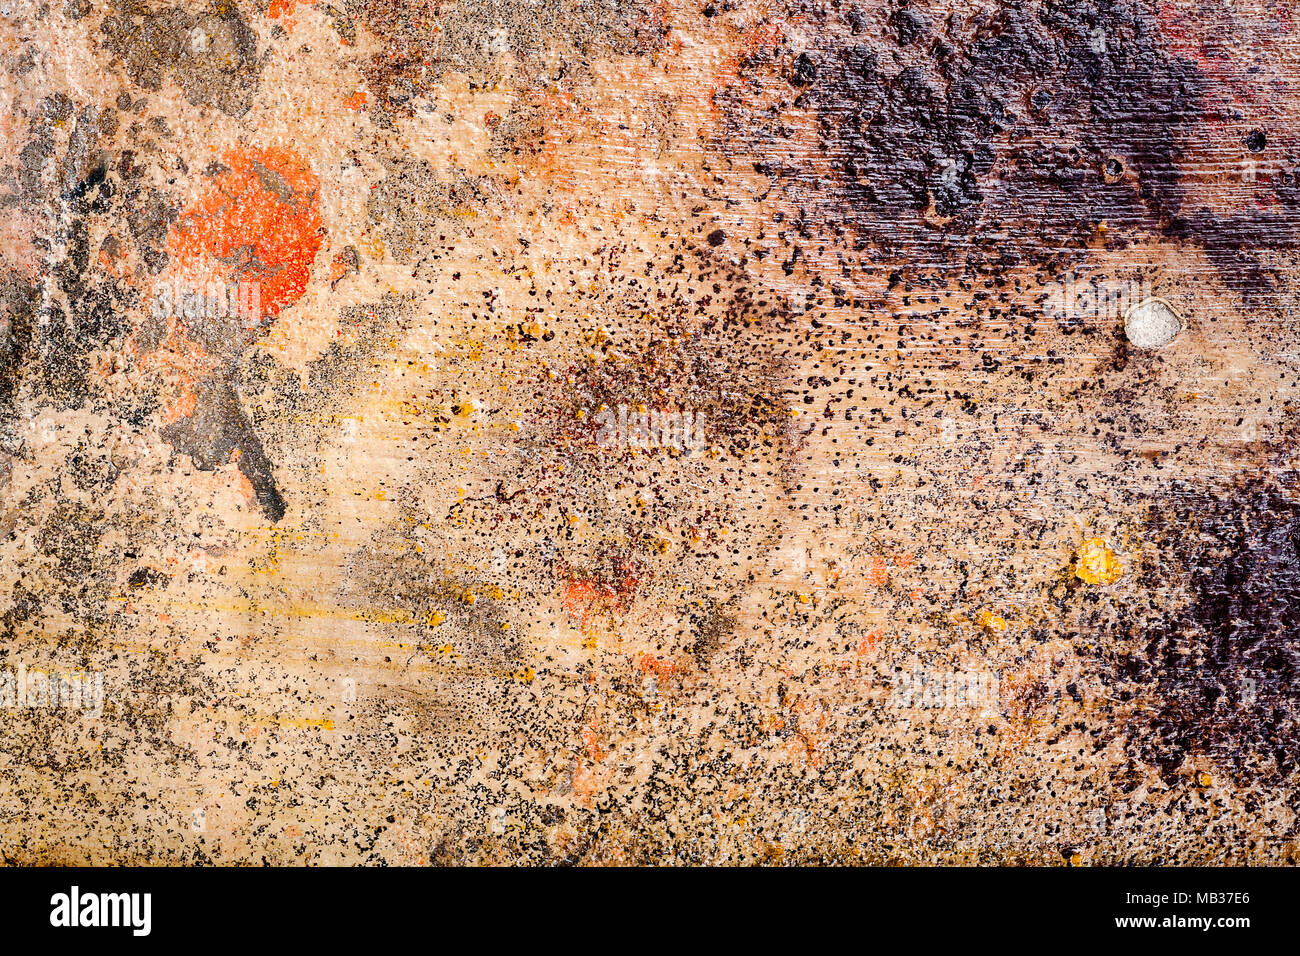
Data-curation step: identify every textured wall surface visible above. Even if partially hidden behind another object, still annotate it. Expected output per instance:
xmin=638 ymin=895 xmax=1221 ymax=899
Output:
xmin=2 ymin=0 xmax=1299 ymax=864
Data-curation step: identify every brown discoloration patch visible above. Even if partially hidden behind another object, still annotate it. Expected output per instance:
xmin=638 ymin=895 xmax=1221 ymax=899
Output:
xmin=1113 ymin=478 xmax=1300 ymax=786
xmin=101 ymin=0 xmax=261 ymax=117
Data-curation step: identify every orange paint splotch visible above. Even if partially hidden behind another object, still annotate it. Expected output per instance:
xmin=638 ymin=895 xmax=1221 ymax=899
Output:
xmin=637 ymin=654 xmax=679 ymax=681
xmin=855 ymin=630 xmax=882 ymax=656
xmin=526 ymin=87 xmax=581 ymax=189
xmin=267 ymin=0 xmax=311 ymax=19
xmin=866 ymin=555 xmax=890 ymax=587
xmin=559 ymin=568 xmax=639 ymax=635
xmin=570 ymin=758 xmax=602 ymax=802
xmin=580 ymin=724 xmax=608 ymax=763
xmin=327 ymin=249 xmax=357 ymax=287
xmin=561 ymin=577 xmax=606 ymax=629
xmin=168 ymin=146 xmax=323 ymax=328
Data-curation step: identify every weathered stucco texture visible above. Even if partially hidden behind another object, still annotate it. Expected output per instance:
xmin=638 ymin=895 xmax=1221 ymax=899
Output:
xmin=3 ymin=0 xmax=1300 ymax=864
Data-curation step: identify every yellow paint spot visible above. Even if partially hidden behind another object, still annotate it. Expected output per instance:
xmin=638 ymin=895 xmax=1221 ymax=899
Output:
xmin=1075 ymin=538 xmax=1122 ymax=586
xmin=977 ymin=609 xmax=1008 ymax=634
xmin=357 ymin=233 xmax=385 ymax=258
xmin=426 ymin=610 xmax=446 ymax=627
xmin=1197 ymin=771 xmax=1213 ymax=787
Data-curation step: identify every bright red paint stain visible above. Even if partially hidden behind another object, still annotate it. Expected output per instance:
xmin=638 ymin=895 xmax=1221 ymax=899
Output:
xmin=168 ymin=146 xmax=323 ymax=326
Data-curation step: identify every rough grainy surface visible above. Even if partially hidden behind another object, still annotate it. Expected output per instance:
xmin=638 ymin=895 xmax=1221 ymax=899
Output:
xmin=1 ymin=0 xmax=1299 ymax=865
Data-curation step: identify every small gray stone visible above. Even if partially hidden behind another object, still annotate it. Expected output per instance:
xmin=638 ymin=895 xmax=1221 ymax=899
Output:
xmin=1124 ymin=298 xmax=1183 ymax=349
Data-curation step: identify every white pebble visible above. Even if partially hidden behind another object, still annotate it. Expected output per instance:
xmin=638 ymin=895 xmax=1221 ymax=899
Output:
xmin=1124 ymin=298 xmax=1182 ymax=349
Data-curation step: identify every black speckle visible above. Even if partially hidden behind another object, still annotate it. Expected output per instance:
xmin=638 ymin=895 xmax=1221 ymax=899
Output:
xmin=788 ymin=52 xmax=817 ymax=88
xmin=889 ymin=8 xmax=928 ymax=46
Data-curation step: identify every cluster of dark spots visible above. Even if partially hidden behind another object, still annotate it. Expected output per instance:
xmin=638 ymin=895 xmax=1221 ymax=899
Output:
xmin=445 ymin=243 xmax=806 ymax=634
xmin=318 ymin=0 xmax=360 ymax=44
xmin=0 ymin=274 xmax=39 ymax=437
xmin=565 ymin=320 xmax=789 ymax=458
xmin=13 ymin=95 xmax=113 ymax=217
xmin=689 ymin=597 xmax=737 ymax=667
xmin=888 ymin=5 xmax=928 ymax=47
xmin=366 ymin=160 xmax=500 ymax=262
xmin=99 ymin=0 xmax=260 ymax=117
xmin=127 ymin=566 xmax=169 ymax=589
xmin=561 ymin=244 xmax=797 ymax=459
xmin=241 ymin=294 xmax=411 ymax=451
xmin=0 ymin=583 xmax=45 ymax=644
xmin=66 ymin=446 xmax=119 ymax=493
xmin=2 ymin=43 xmax=38 ymax=78
xmin=36 ymin=503 xmax=109 ymax=595
xmin=118 ymin=151 xmax=178 ymax=276
xmin=341 ymin=539 xmax=526 ymax=665
xmin=788 ymin=51 xmax=817 ymax=87
xmin=0 ymin=490 xmax=122 ymax=651
xmin=1107 ymin=479 xmax=1300 ymax=786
